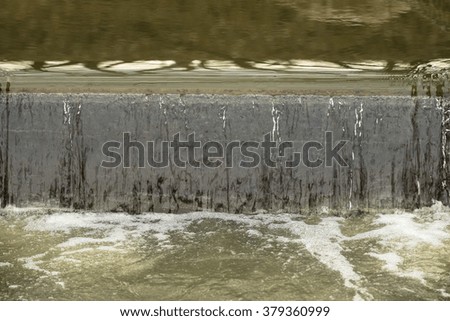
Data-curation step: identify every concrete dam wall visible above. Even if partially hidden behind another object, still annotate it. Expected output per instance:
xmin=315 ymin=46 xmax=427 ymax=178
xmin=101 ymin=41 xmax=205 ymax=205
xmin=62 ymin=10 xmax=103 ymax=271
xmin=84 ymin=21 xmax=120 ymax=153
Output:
xmin=0 ymin=93 xmax=449 ymax=214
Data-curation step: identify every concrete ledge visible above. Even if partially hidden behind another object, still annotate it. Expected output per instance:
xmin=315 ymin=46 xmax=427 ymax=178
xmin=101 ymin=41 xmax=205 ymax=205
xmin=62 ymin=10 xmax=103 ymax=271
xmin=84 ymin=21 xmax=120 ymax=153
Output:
xmin=0 ymin=93 xmax=448 ymax=214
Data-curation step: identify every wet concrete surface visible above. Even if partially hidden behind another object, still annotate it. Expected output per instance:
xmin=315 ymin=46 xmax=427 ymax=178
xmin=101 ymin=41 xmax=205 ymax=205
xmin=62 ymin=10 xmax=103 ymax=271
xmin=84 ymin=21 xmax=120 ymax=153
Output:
xmin=0 ymin=93 xmax=448 ymax=214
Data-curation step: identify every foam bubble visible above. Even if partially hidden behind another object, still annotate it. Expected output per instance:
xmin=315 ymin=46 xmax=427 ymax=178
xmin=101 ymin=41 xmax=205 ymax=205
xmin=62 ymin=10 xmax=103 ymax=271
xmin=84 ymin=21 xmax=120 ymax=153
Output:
xmin=350 ymin=204 xmax=450 ymax=285
xmin=260 ymin=215 xmax=367 ymax=296
xmin=19 ymin=253 xmax=58 ymax=276
xmin=368 ymin=252 xmax=403 ymax=271
xmin=247 ymin=229 xmax=262 ymax=237
xmin=351 ymin=208 xmax=450 ymax=249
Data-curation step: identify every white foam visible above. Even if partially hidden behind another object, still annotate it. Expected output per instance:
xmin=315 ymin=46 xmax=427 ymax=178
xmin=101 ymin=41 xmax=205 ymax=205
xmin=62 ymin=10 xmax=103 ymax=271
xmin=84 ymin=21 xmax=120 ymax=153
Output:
xmin=368 ymin=252 xmax=403 ymax=271
xmin=2 ymin=205 xmax=52 ymax=214
xmin=44 ymin=60 xmax=71 ymax=66
xmin=21 ymin=211 xmax=366 ymax=294
xmin=16 ymin=205 xmax=450 ymax=299
xmin=19 ymin=253 xmax=58 ymax=276
xmin=344 ymin=60 xmax=387 ymax=71
xmin=263 ymin=215 xmax=363 ymax=289
xmin=203 ymin=60 xmax=242 ymax=71
xmin=247 ymin=229 xmax=262 ymax=237
xmin=351 ymin=211 xmax=450 ymax=249
xmin=351 ymin=203 xmax=450 ymax=285
xmin=101 ymin=60 xmax=176 ymax=72
xmin=53 ymin=256 xmax=80 ymax=264
xmin=263 ymin=215 xmax=375 ymax=299
xmin=438 ymin=289 xmax=450 ymax=298
xmin=57 ymin=236 xmax=114 ymax=248
xmin=25 ymin=212 xmax=131 ymax=233
xmin=248 ymin=60 xmax=352 ymax=73
xmin=0 ymin=262 xmax=13 ymax=268
xmin=97 ymin=60 xmax=123 ymax=69
xmin=367 ymin=251 xmax=426 ymax=282
xmin=401 ymin=270 xmax=426 ymax=283
xmin=44 ymin=63 xmax=93 ymax=73
xmin=61 ymin=248 xmax=96 ymax=255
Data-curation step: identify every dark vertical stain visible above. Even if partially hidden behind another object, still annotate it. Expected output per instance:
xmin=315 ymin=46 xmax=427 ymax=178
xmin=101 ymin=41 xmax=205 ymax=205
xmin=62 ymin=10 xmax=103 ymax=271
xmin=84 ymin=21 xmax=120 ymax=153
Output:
xmin=74 ymin=105 xmax=87 ymax=209
xmin=357 ymin=145 xmax=367 ymax=204
xmin=157 ymin=176 xmax=164 ymax=204
xmin=171 ymin=186 xmax=180 ymax=213
xmin=332 ymin=162 xmax=338 ymax=208
xmin=146 ymin=180 xmax=154 ymax=212
xmin=282 ymin=195 xmax=289 ymax=209
xmin=49 ymin=178 xmax=58 ymax=199
xmin=391 ymin=158 xmax=396 ymax=208
xmin=307 ymin=182 xmax=316 ymax=209
xmin=251 ymin=192 xmax=257 ymax=212
xmin=411 ymin=83 xmax=417 ymax=97
xmin=195 ymin=190 xmax=203 ymax=209
xmin=436 ymin=83 xmax=444 ymax=98
xmin=261 ymin=167 xmax=272 ymax=210
xmin=347 ymin=155 xmax=353 ymax=210
xmin=131 ymin=181 xmax=141 ymax=214
xmin=86 ymin=188 xmax=94 ymax=209
xmin=298 ymin=179 xmax=303 ymax=210
xmin=226 ymin=168 xmax=230 ymax=212
xmin=207 ymin=190 xmax=213 ymax=210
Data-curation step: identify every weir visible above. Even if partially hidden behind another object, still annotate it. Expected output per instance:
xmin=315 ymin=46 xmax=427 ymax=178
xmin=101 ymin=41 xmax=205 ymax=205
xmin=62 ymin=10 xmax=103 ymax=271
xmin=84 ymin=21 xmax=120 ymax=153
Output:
xmin=1 ymin=1 xmax=450 ymax=303
xmin=0 ymin=93 xmax=449 ymax=214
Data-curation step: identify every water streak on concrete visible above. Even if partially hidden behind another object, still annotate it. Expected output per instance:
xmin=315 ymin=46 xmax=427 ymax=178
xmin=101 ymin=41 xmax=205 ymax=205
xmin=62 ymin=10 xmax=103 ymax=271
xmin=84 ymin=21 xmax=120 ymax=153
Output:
xmin=0 ymin=93 xmax=448 ymax=214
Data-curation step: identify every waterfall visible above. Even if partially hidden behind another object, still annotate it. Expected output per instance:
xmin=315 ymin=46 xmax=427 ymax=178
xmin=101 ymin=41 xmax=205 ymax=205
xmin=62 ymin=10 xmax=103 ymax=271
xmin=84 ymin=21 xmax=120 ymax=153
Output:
xmin=0 ymin=93 xmax=448 ymax=214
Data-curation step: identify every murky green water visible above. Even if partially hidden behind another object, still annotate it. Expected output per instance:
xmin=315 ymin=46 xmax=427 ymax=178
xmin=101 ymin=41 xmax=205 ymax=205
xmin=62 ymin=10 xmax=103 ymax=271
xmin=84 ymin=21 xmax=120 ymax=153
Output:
xmin=0 ymin=0 xmax=449 ymax=95
xmin=1 ymin=204 xmax=449 ymax=300
xmin=1 ymin=0 xmax=449 ymax=63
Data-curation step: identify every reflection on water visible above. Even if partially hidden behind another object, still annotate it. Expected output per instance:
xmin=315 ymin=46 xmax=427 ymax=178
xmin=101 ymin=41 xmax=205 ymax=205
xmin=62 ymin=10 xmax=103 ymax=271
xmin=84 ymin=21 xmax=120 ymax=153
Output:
xmin=0 ymin=0 xmax=449 ymax=62
xmin=0 ymin=59 xmax=414 ymax=74
xmin=1 ymin=0 xmax=449 ymax=96
xmin=0 ymin=203 xmax=449 ymax=300
xmin=281 ymin=0 xmax=412 ymax=25
xmin=0 ymin=58 xmax=448 ymax=96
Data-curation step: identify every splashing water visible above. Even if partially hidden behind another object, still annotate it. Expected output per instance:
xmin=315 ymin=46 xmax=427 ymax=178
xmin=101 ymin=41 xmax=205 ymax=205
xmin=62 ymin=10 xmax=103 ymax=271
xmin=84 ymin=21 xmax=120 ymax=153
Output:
xmin=0 ymin=202 xmax=449 ymax=300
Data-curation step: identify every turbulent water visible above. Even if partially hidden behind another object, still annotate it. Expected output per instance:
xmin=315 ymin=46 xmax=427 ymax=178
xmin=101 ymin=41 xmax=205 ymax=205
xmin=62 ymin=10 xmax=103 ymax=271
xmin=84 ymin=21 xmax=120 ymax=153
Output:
xmin=0 ymin=204 xmax=449 ymax=301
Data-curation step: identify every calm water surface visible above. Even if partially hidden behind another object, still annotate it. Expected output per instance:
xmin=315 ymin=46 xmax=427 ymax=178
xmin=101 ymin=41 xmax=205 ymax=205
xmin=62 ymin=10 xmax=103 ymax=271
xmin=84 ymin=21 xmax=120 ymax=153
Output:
xmin=0 ymin=0 xmax=449 ymax=64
